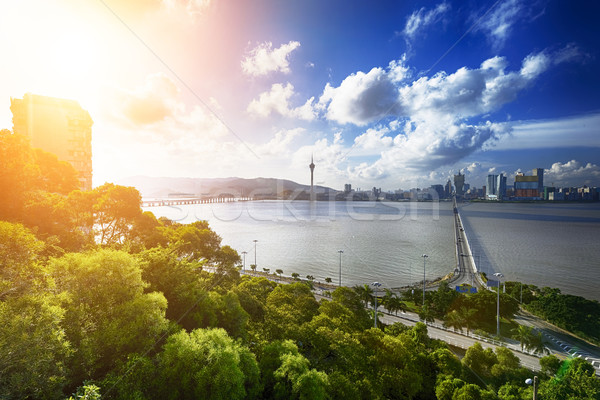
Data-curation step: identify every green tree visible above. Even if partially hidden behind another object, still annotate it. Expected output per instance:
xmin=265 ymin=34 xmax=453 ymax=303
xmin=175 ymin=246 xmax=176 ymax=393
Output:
xmin=538 ymin=357 xmax=600 ymax=400
xmin=418 ymin=305 xmax=435 ymax=324
xmin=264 ymin=283 xmax=319 ymax=340
xmin=353 ymin=284 xmax=374 ymax=308
xmin=49 ymin=249 xmax=169 ymax=382
xmin=539 ymin=354 xmax=561 ymax=376
xmin=513 ymin=324 xmax=533 ymax=351
xmin=0 ymin=130 xmax=38 ymax=221
xmin=276 ymin=269 xmax=283 ymax=278
xmin=32 ymin=148 xmax=79 ymax=194
xmin=291 ymin=272 xmax=299 ymax=280
xmin=0 ymin=294 xmax=72 ymax=399
xmin=157 ymin=328 xmax=260 ymax=400
xmin=168 ymin=220 xmax=223 ymax=262
xmin=67 ymin=384 xmax=102 ymax=400
xmin=234 ymin=277 xmax=277 ymax=322
xmin=444 ymin=310 xmax=464 ymax=333
xmin=462 ymin=342 xmax=497 ymax=380
xmin=0 ymin=221 xmax=46 ymax=298
xmin=88 ymin=183 xmax=143 ymax=246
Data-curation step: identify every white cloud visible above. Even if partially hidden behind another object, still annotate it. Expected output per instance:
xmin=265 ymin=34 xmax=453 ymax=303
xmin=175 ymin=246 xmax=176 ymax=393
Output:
xmin=545 ymin=160 xmax=600 ymax=186
xmin=318 ymin=59 xmax=409 ymax=126
xmin=241 ymin=41 xmax=301 ymax=76
xmin=115 ymin=73 xmax=181 ymax=126
xmin=247 ymin=83 xmax=316 ymax=121
xmin=161 ymin=0 xmax=212 ymax=18
xmin=403 ymin=2 xmax=450 ymax=41
xmin=255 ymin=128 xmax=303 ymax=157
xmin=317 ymin=47 xmax=580 ymax=175
xmin=474 ymin=0 xmax=544 ymax=50
xmin=354 ymin=127 xmax=393 ymax=152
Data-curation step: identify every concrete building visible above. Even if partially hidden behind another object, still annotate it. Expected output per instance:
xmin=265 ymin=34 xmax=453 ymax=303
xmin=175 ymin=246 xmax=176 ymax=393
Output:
xmin=454 ymin=172 xmax=465 ymax=196
xmin=445 ymin=179 xmax=452 ymax=198
xmin=11 ymin=93 xmax=93 ymax=190
xmin=514 ymin=168 xmax=544 ymax=200
xmin=430 ymin=184 xmax=444 ymax=199
xmin=486 ymin=173 xmax=507 ymax=200
xmin=344 ymin=183 xmax=352 ymax=194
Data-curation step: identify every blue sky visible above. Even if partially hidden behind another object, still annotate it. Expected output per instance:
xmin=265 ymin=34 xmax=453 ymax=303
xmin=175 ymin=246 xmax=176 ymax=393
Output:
xmin=1 ymin=0 xmax=599 ymax=190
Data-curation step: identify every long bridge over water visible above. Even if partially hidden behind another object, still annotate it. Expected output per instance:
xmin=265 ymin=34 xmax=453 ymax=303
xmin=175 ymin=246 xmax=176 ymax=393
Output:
xmin=141 ymin=196 xmax=254 ymax=208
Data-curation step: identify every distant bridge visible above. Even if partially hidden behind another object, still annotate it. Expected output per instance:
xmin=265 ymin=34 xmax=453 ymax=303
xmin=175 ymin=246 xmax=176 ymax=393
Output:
xmin=141 ymin=196 xmax=254 ymax=208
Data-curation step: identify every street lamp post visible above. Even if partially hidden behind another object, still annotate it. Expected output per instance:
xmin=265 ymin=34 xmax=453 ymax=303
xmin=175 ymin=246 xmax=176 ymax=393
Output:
xmin=338 ymin=250 xmax=343 ymax=287
xmin=253 ymin=240 xmax=258 ymax=269
xmin=421 ymin=254 xmax=428 ymax=308
xmin=494 ymin=272 xmax=504 ymax=337
xmin=372 ymin=282 xmax=382 ymax=328
xmin=241 ymin=251 xmax=247 ymax=272
xmin=525 ymin=376 xmax=538 ymax=400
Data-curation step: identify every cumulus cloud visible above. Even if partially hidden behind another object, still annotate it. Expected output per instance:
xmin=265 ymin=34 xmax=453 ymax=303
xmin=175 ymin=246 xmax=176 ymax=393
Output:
xmin=255 ymin=128 xmax=303 ymax=156
xmin=354 ymin=127 xmax=393 ymax=152
xmin=318 ymin=59 xmax=409 ymax=125
xmin=403 ymin=2 xmax=450 ymax=41
xmin=317 ymin=46 xmax=581 ymax=175
xmin=241 ymin=41 xmax=301 ymax=76
xmin=119 ymin=73 xmax=181 ymax=126
xmin=545 ymin=160 xmax=600 ymax=185
xmin=247 ymin=83 xmax=316 ymax=121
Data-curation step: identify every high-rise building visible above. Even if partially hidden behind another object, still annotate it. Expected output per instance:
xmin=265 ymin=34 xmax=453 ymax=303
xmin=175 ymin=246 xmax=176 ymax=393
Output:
xmin=486 ymin=173 xmax=507 ymax=200
xmin=11 ymin=93 xmax=93 ymax=190
xmin=514 ymin=168 xmax=544 ymax=199
xmin=431 ymin=184 xmax=444 ymax=200
xmin=454 ymin=172 xmax=465 ymax=196
xmin=344 ymin=183 xmax=352 ymax=194
xmin=445 ymin=180 xmax=452 ymax=198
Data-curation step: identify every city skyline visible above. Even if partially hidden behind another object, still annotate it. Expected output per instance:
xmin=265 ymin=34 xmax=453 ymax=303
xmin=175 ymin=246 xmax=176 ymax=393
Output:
xmin=1 ymin=0 xmax=600 ymax=190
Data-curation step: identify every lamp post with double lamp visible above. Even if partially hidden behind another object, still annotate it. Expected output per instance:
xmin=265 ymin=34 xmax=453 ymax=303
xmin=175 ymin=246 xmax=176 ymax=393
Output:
xmin=253 ymin=240 xmax=258 ymax=269
xmin=421 ymin=254 xmax=428 ymax=307
xmin=372 ymin=282 xmax=382 ymax=328
xmin=241 ymin=251 xmax=247 ymax=272
xmin=494 ymin=272 xmax=504 ymax=337
xmin=338 ymin=250 xmax=343 ymax=287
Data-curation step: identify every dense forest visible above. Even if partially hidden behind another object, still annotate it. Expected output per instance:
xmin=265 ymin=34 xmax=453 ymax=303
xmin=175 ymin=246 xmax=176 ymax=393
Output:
xmin=1 ymin=129 xmax=599 ymax=399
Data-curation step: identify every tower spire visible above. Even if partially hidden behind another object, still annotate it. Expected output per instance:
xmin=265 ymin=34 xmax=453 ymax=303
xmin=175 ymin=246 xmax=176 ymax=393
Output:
xmin=309 ymin=154 xmax=315 ymax=201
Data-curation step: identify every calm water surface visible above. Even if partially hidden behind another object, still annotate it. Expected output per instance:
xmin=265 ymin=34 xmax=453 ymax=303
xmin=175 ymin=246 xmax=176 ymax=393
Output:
xmin=145 ymin=200 xmax=455 ymax=289
xmin=144 ymin=200 xmax=600 ymax=300
xmin=459 ymin=202 xmax=600 ymax=301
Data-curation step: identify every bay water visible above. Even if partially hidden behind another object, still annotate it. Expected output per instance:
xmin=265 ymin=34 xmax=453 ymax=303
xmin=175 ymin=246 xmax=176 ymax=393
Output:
xmin=144 ymin=200 xmax=600 ymax=301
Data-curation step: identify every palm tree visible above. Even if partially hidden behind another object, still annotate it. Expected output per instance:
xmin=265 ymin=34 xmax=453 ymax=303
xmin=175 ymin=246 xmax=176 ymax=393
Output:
xmin=250 ymin=264 xmax=257 ymax=274
xmin=353 ymin=284 xmax=374 ymax=308
xmin=291 ymin=272 xmax=299 ymax=280
xmin=263 ymin=268 xmax=270 ymax=274
xmin=457 ymin=306 xmax=477 ymax=336
xmin=513 ymin=325 xmax=533 ymax=351
xmin=527 ymin=331 xmax=548 ymax=355
xmin=381 ymin=289 xmax=396 ymax=312
xmin=306 ymin=274 xmax=314 ymax=281
xmin=276 ymin=268 xmax=283 ymax=278
xmin=418 ymin=305 xmax=435 ymax=324
xmin=444 ymin=310 xmax=464 ymax=333
xmin=385 ymin=296 xmax=407 ymax=316
xmin=325 ymin=277 xmax=332 ymax=284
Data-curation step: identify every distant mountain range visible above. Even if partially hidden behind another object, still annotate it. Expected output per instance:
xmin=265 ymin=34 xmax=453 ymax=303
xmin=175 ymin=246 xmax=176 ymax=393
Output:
xmin=117 ymin=176 xmax=339 ymax=199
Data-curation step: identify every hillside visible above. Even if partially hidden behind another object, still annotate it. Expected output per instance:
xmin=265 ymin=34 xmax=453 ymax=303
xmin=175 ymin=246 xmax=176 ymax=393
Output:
xmin=117 ymin=176 xmax=339 ymax=199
